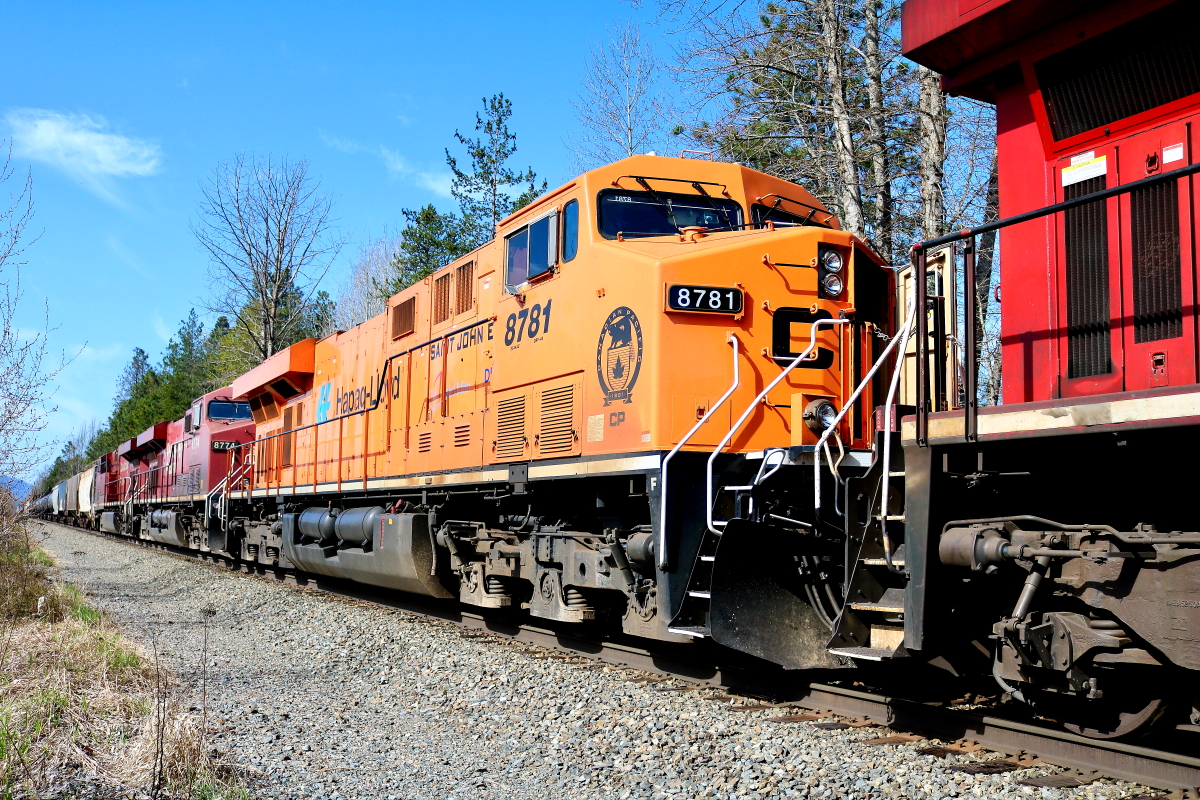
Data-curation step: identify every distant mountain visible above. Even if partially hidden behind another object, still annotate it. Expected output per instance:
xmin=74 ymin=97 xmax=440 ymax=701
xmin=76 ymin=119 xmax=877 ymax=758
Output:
xmin=0 ymin=476 xmax=34 ymax=499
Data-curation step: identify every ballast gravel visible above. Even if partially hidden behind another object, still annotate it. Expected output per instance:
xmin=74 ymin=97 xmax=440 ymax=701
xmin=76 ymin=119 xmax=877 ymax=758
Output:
xmin=40 ymin=523 xmax=1150 ymax=800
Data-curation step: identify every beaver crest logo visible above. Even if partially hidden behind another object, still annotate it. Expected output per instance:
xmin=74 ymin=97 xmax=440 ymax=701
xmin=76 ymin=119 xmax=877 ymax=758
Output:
xmin=596 ymin=307 xmax=643 ymax=405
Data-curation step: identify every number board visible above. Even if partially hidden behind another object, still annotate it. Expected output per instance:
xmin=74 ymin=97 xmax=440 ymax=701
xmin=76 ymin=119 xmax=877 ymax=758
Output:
xmin=211 ymin=440 xmax=239 ymax=452
xmin=666 ymin=284 xmax=743 ymax=315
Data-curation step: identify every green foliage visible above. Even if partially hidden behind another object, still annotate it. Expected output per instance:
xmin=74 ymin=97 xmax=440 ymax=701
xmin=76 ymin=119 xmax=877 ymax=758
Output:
xmin=373 ymin=205 xmax=474 ymax=299
xmin=446 ymin=93 xmax=547 ymax=248
xmin=83 ymin=311 xmax=225 ymax=464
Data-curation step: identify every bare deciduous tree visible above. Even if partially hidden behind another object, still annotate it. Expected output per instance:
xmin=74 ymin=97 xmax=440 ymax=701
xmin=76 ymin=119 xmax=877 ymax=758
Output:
xmin=918 ymin=64 xmax=947 ymax=239
xmin=332 ymin=229 xmax=403 ymax=333
xmin=568 ymin=22 xmax=676 ymax=171
xmin=193 ymin=153 xmax=342 ymax=365
xmin=0 ymin=141 xmax=61 ymax=486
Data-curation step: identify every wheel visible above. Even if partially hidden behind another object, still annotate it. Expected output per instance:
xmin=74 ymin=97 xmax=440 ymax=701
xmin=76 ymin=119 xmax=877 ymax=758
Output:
xmin=1041 ymin=684 xmax=1169 ymax=740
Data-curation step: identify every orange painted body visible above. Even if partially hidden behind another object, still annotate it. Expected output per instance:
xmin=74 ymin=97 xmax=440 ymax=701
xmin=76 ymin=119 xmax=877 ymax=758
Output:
xmin=233 ymin=156 xmax=892 ymax=495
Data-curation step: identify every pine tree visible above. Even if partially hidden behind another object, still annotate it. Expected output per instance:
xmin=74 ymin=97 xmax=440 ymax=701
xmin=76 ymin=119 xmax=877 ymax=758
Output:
xmin=373 ymin=205 xmax=473 ymax=300
xmin=446 ymin=94 xmax=547 ymax=247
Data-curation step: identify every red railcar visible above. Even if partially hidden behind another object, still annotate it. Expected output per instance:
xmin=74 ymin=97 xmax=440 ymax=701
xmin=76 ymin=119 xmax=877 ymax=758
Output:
xmin=884 ymin=0 xmax=1200 ymax=739
xmin=94 ymin=388 xmax=254 ymax=543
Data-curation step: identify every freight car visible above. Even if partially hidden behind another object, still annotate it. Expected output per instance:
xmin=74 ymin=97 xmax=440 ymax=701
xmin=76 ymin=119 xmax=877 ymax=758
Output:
xmin=37 ymin=0 xmax=1200 ymax=741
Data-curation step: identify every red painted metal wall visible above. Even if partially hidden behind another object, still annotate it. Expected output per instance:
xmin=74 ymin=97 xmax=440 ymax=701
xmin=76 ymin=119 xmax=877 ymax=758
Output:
xmin=903 ymin=0 xmax=1200 ymax=404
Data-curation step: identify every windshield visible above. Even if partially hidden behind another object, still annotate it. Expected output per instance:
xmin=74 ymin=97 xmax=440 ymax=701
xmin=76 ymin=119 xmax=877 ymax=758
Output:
xmin=208 ymin=400 xmax=253 ymax=421
xmin=598 ymin=189 xmax=743 ymax=239
xmin=752 ymin=202 xmax=831 ymax=229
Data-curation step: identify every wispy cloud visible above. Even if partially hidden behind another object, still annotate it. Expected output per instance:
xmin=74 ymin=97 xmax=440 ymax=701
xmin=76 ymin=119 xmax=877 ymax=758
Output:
xmin=320 ymin=130 xmax=452 ymax=198
xmin=6 ymin=108 xmax=162 ymax=204
xmin=151 ymin=312 xmax=171 ymax=343
xmin=105 ymin=234 xmax=154 ymax=279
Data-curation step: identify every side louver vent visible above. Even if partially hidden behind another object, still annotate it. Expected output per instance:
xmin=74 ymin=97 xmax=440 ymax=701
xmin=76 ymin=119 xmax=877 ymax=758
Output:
xmin=538 ymin=385 xmax=575 ymax=455
xmin=454 ymin=424 xmax=471 ymax=447
xmin=1131 ymin=181 xmax=1183 ymax=343
xmin=1036 ymin=3 xmax=1200 ymax=141
xmin=417 ymin=431 xmax=433 ymax=453
xmin=1064 ymin=176 xmax=1112 ymax=379
xmin=495 ymin=395 xmax=526 ymax=460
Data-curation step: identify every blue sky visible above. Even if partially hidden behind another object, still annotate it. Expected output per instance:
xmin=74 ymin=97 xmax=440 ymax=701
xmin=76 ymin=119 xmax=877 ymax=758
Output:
xmin=2 ymin=0 xmax=665 ymax=454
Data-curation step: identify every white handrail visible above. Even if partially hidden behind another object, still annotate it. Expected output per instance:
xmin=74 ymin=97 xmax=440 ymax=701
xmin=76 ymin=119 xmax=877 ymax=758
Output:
xmin=876 ymin=293 xmax=918 ymax=570
xmin=812 ymin=293 xmax=917 ymax=510
xmin=657 ymin=333 xmax=740 ymax=569
xmin=706 ymin=317 xmax=849 ymax=536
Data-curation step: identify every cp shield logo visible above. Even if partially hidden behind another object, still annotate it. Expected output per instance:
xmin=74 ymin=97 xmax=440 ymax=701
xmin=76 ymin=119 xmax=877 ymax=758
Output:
xmin=596 ymin=306 xmax=642 ymax=405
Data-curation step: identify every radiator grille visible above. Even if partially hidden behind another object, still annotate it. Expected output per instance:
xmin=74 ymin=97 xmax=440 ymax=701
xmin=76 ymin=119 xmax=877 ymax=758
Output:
xmin=1131 ymin=181 xmax=1183 ymax=343
xmin=433 ymin=273 xmax=452 ymax=324
xmin=495 ymin=395 xmax=526 ymax=460
xmin=1064 ymin=176 xmax=1112 ymax=379
xmin=1036 ymin=2 xmax=1200 ymax=140
xmin=454 ymin=262 xmax=474 ymax=315
xmin=391 ymin=297 xmax=416 ymax=339
xmin=453 ymin=423 xmax=471 ymax=447
xmin=417 ymin=430 xmax=433 ymax=453
xmin=538 ymin=385 xmax=575 ymax=455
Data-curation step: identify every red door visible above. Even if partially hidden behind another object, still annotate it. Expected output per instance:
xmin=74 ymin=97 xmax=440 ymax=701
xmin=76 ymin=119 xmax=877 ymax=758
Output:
xmin=1054 ymin=143 xmax=1124 ymax=397
xmin=1116 ymin=118 xmax=1197 ymax=391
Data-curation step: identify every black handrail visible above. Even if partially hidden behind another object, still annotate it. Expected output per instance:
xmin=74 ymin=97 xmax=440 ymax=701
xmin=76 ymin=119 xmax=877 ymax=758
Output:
xmin=909 ymin=160 xmax=1200 ymax=446
xmin=231 ymin=315 xmax=494 ymax=487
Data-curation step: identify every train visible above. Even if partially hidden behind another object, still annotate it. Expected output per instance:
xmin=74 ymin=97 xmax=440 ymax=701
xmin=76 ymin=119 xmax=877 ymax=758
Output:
xmin=38 ymin=0 xmax=1200 ymax=742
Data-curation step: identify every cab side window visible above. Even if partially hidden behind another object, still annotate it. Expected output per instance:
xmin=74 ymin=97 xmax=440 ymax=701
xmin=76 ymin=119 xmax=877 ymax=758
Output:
xmin=505 ymin=209 xmax=560 ymax=289
xmin=561 ymin=200 xmax=579 ymax=262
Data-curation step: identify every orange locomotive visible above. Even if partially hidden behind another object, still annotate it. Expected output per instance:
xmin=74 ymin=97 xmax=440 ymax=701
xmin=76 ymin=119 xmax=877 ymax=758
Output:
xmin=221 ymin=154 xmax=892 ymax=653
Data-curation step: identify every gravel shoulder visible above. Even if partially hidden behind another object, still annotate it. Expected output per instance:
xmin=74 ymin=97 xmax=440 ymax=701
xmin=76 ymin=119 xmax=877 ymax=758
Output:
xmin=39 ymin=522 xmax=1150 ymax=800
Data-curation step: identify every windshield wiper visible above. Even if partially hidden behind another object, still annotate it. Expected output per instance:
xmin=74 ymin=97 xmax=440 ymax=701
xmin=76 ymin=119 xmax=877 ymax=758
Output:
xmin=690 ymin=181 xmax=733 ymax=230
xmin=634 ymin=177 xmax=682 ymax=232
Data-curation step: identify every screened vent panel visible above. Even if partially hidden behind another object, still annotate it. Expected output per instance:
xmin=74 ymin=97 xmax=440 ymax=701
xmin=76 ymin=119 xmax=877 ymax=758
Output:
xmin=1131 ymin=181 xmax=1183 ymax=343
xmin=392 ymin=297 xmax=416 ymax=340
xmin=417 ymin=430 xmax=433 ymax=454
xmin=454 ymin=423 xmax=471 ymax=447
xmin=282 ymin=406 xmax=294 ymax=466
xmin=433 ymin=273 xmax=452 ymax=324
xmin=495 ymin=395 xmax=527 ymax=460
xmin=538 ymin=385 xmax=575 ymax=455
xmin=455 ymin=262 xmax=474 ymax=316
xmin=1064 ymin=176 xmax=1113 ymax=379
xmin=1036 ymin=2 xmax=1200 ymax=140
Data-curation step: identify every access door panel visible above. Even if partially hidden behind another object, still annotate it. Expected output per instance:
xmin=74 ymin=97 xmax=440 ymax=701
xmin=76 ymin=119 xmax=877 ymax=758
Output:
xmin=1054 ymin=145 xmax=1124 ymax=397
xmin=1118 ymin=120 xmax=1197 ymax=391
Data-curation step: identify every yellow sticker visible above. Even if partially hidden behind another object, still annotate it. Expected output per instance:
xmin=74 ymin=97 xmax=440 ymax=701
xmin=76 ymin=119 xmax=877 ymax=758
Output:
xmin=1062 ymin=155 xmax=1106 ymax=187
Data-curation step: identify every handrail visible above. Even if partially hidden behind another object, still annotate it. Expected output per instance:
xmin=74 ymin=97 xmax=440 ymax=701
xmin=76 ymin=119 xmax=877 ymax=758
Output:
xmin=812 ymin=292 xmax=917 ymax=511
xmin=706 ymin=317 xmax=850 ymax=536
xmin=910 ymin=159 xmax=1200 ymax=446
xmin=657 ymin=333 xmax=740 ymax=569
xmin=230 ymin=315 xmax=494 ymax=490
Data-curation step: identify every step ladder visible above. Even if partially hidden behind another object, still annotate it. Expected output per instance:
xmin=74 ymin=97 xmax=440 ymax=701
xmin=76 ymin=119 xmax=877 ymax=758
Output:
xmin=827 ymin=431 xmax=910 ymax=661
xmin=667 ymin=530 xmax=722 ymax=638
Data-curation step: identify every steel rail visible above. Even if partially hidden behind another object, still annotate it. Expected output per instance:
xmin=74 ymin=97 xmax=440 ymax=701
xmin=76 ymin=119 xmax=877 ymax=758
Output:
xmin=45 ymin=520 xmax=1200 ymax=794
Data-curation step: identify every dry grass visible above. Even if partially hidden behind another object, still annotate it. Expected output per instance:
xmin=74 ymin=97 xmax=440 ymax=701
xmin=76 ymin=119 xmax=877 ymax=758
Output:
xmin=0 ymin=520 xmax=253 ymax=799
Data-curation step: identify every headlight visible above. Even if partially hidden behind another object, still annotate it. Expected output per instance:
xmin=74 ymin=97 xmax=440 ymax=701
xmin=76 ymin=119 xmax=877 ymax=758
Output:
xmin=820 ymin=247 xmax=843 ymax=272
xmin=822 ymin=273 xmax=844 ymax=297
xmin=803 ymin=399 xmax=839 ymax=433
